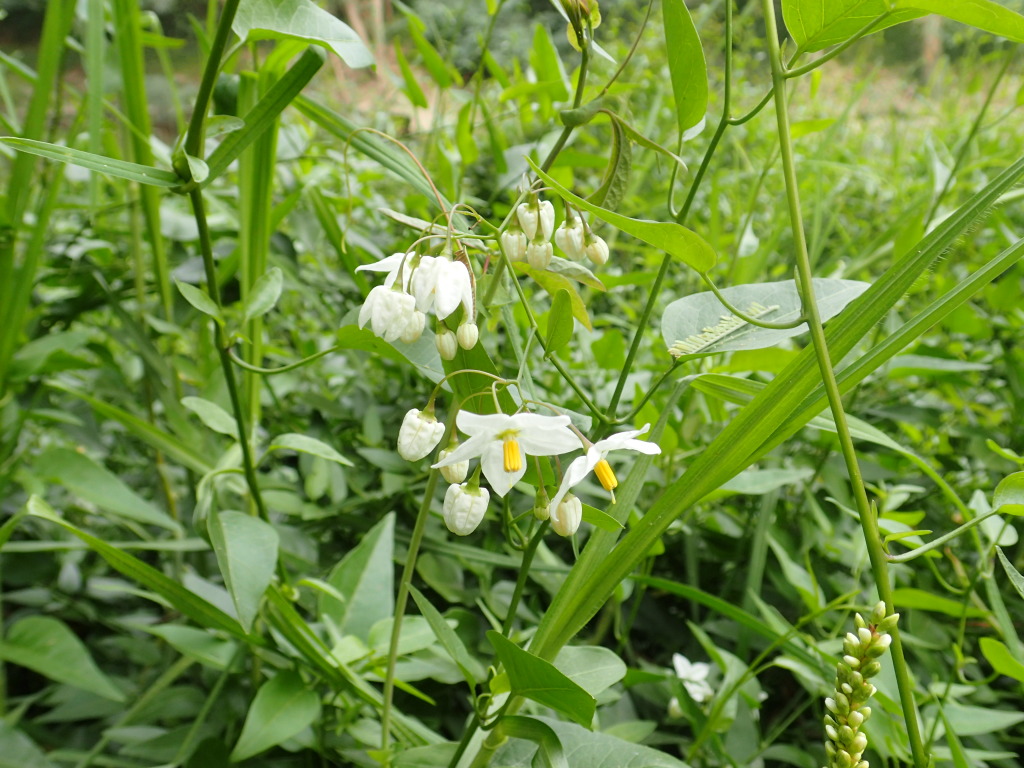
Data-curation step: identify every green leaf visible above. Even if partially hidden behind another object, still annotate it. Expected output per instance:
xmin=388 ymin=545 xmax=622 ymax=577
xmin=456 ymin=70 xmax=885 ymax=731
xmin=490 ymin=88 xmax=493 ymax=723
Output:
xmin=0 ymin=616 xmax=124 ymax=701
xmin=393 ymin=744 xmax=460 ymax=768
xmin=265 ymin=433 xmax=354 ymax=467
xmin=394 ymin=41 xmax=428 ymax=108
xmin=662 ymin=0 xmax=708 ymax=134
xmin=145 ymin=625 xmax=237 ymax=670
xmin=891 ymin=588 xmax=986 ymax=618
xmin=545 ymin=289 xmax=574 ymax=353
xmin=487 ymin=631 xmax=595 ymax=728
xmin=27 ymin=497 xmax=247 ymax=639
xmin=208 ymin=510 xmax=279 ymax=633
xmin=0 ymin=722 xmax=57 ymax=768
xmin=529 ymin=23 xmax=569 ymax=101
xmin=522 ymin=267 xmax=593 ymax=330
xmin=661 ymin=279 xmax=869 ymax=357
xmin=993 ymin=471 xmax=1024 ymax=516
xmin=781 ymin=1 xmax=926 ymax=52
xmin=406 ymin=15 xmax=456 ymax=89
xmin=319 ymin=513 xmax=394 ymax=640
xmin=493 ymin=716 xmax=688 ymax=768
xmin=233 ymin=0 xmax=373 ymax=68
xmin=182 ymin=396 xmax=239 ymax=437
xmin=0 ymin=137 xmax=181 ymax=187
xmin=581 ymin=503 xmax=624 ymax=532
xmin=979 ymin=637 xmax=1024 ymax=683
xmin=230 ymin=671 xmax=321 ymax=762
xmin=996 ymin=547 xmax=1024 ymax=602
xmin=497 ymin=716 xmax=569 ymax=768
xmin=175 ymin=280 xmax=222 ymax=322
xmin=553 ymin=646 xmax=627 ymax=697
xmin=409 ymin=585 xmax=486 ymax=688
xmin=243 ymin=266 xmax=284 ymax=323
xmin=940 ymin=710 xmax=972 ymax=768
xmin=36 ymin=447 xmax=181 ymax=532
xmin=588 ymin=114 xmax=631 ymax=211
xmin=204 ymin=47 xmax=325 ymax=184
xmin=895 ymin=0 xmax=1024 ymax=42
xmin=528 ymin=159 xmax=717 ymax=273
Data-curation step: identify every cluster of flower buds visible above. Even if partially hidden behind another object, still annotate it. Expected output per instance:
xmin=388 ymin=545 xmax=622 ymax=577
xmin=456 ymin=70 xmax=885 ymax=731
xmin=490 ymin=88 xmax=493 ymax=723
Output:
xmin=554 ymin=209 xmax=609 ymax=265
xmin=501 ymin=196 xmax=555 ymax=269
xmin=823 ymin=602 xmax=898 ymax=768
xmin=356 ymin=249 xmax=478 ymax=353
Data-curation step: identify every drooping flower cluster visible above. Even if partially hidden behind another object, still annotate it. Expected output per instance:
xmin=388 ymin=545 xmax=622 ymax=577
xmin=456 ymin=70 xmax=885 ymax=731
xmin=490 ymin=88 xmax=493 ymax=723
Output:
xmin=356 ymin=249 xmax=478 ymax=356
xmin=822 ymin=602 xmax=898 ymax=768
xmin=501 ymin=198 xmax=611 ymax=270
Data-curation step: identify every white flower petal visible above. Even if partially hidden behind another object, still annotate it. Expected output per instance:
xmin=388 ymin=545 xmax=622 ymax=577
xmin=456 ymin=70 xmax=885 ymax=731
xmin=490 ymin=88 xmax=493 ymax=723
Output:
xmin=356 ymin=252 xmax=405 ymax=274
xmin=548 ymin=451 xmax=598 ymax=515
xmin=433 ymin=433 xmax=490 ymax=467
xmin=479 ymin=441 xmax=524 ymax=497
xmin=434 ymin=261 xmax=471 ymax=319
xmin=456 ymin=411 xmax=508 ymax=437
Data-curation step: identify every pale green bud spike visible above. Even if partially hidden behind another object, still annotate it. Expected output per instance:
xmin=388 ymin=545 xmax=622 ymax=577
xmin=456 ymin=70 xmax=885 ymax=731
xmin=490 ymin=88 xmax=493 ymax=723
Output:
xmin=869 ymin=601 xmax=887 ymax=625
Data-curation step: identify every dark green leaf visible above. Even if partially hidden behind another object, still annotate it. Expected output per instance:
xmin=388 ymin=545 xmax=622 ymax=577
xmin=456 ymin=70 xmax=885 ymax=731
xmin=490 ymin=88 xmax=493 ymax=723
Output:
xmin=663 ymin=0 xmax=708 ymax=133
xmin=545 ymin=290 xmax=574 ymax=353
xmin=230 ymin=671 xmax=321 ymax=761
xmin=0 ymin=137 xmax=181 ymax=186
xmin=208 ymin=510 xmax=279 ymax=633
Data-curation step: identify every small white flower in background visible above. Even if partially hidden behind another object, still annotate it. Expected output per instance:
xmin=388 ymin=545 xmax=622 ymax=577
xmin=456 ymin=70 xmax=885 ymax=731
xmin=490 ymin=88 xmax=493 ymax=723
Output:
xmin=358 ymin=286 xmax=423 ymax=343
xmin=516 ymin=202 xmax=540 ymax=240
xmin=355 ymin=251 xmax=412 ymax=290
xmin=555 ymin=217 xmax=586 ymax=261
xmin=516 ymin=199 xmax=555 ymax=242
xmin=548 ymin=424 xmax=660 ymax=519
xmin=550 ymin=493 xmax=583 ymax=537
xmin=433 ymin=411 xmax=579 ymax=497
xmin=585 ymin=234 xmax=609 ymax=266
xmin=397 ymin=408 xmax=445 ymax=461
xmin=411 ymin=254 xmax=473 ymax=321
xmin=437 ymin=445 xmax=469 ymax=483
xmin=537 ymin=200 xmax=555 ymax=241
xmin=457 ymin=322 xmax=479 ymax=350
xmin=443 ymin=482 xmax=489 ymax=535
xmin=501 ymin=228 xmax=528 ymax=262
xmin=667 ymin=653 xmax=713 ymax=713
xmin=435 ymin=327 xmax=458 ymax=360
xmin=526 ymin=240 xmax=553 ymax=270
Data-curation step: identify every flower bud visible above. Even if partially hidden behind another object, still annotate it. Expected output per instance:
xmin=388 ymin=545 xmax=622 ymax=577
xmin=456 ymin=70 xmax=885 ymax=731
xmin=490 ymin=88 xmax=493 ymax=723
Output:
xmin=876 ymin=613 xmax=900 ymax=634
xmin=397 ymin=408 xmax=444 ymax=461
xmin=436 ymin=328 xmax=458 ymax=360
xmin=835 ymin=749 xmax=853 ymax=768
xmin=667 ymin=697 xmax=684 ymax=719
xmin=501 ymin=228 xmax=528 ymax=262
xmin=359 ymin=285 xmax=420 ymax=343
xmin=400 ymin=309 xmax=426 ymax=344
xmin=554 ymin=217 xmax=586 ymax=260
xmin=847 ymin=709 xmax=864 ymax=728
xmin=436 ymin=447 xmax=469 ymax=483
xmin=526 ymin=240 xmax=553 ymax=269
xmin=851 ymin=732 xmax=868 ymax=754
xmin=457 ymin=322 xmax=479 ymax=350
xmin=859 ymin=706 xmax=871 ymax=721
xmin=516 ymin=202 xmax=540 ymax=240
xmin=860 ymin=661 xmax=882 ymax=679
xmin=537 ymin=200 xmax=555 ymax=241
xmin=585 ymin=235 xmax=609 ymax=265
xmin=869 ymin=601 xmax=887 ymax=625
xmin=843 ymin=655 xmax=861 ymax=669
xmin=443 ymin=482 xmax=489 ymax=535
xmin=550 ymin=493 xmax=583 ymax=536
xmin=857 ymin=627 xmax=873 ymax=646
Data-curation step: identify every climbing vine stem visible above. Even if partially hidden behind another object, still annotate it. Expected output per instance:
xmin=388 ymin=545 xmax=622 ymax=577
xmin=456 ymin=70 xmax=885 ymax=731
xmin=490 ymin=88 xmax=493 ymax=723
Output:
xmin=759 ymin=2 xmax=928 ymax=766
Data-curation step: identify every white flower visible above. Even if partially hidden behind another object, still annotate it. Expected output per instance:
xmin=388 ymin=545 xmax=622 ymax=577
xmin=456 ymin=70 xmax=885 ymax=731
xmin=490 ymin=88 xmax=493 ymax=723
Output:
xmin=355 ymin=252 xmax=412 ymax=290
xmin=397 ymin=408 xmax=445 ymax=461
xmin=411 ymin=255 xmax=473 ymax=321
xmin=550 ymin=493 xmax=582 ymax=537
xmin=585 ymin=235 xmax=609 ymax=266
xmin=516 ymin=202 xmax=540 ymax=240
xmin=399 ymin=309 xmax=426 ymax=344
xmin=501 ymin=228 xmax=528 ymax=262
xmin=457 ymin=322 xmax=479 ymax=350
xmin=433 ymin=411 xmax=579 ymax=497
xmin=526 ymin=240 xmax=553 ymax=270
xmin=555 ymin=217 xmax=586 ymax=260
xmin=435 ymin=328 xmax=458 ymax=360
xmin=437 ymin=446 xmax=469 ymax=483
xmin=443 ymin=482 xmax=489 ymax=535
xmin=358 ymin=286 xmax=420 ymax=343
xmin=548 ymin=424 xmax=660 ymax=518
xmin=670 ymin=653 xmax=713 ymax=704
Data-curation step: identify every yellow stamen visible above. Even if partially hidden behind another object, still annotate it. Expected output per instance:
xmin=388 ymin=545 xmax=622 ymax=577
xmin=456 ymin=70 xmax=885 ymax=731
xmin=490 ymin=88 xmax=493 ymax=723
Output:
xmin=503 ymin=438 xmax=522 ymax=472
xmin=594 ymin=458 xmax=618 ymax=491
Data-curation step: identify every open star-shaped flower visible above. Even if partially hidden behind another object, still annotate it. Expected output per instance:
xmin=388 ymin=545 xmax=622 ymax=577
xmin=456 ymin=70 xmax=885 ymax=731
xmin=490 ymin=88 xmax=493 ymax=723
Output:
xmin=548 ymin=424 xmax=660 ymax=523
xmin=433 ymin=411 xmax=579 ymax=497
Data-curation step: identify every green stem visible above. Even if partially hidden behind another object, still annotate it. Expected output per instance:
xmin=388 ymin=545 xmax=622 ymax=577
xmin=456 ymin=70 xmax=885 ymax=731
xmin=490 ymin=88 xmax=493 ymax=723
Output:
xmin=759 ymin=3 xmax=928 ymax=766
xmin=699 ymin=273 xmax=807 ymax=329
xmin=608 ymin=0 xmax=737 ymax=426
xmin=502 ymin=520 xmax=548 ymax=634
xmin=924 ymin=49 xmax=1014 ymax=227
xmin=783 ymin=13 xmax=890 ymax=79
xmin=381 ymin=468 xmax=441 ymax=760
xmin=886 ymin=508 xmax=1004 ymax=563
xmin=188 ymin=189 xmax=271 ymax=530
xmin=184 ymin=0 xmax=242 ymax=159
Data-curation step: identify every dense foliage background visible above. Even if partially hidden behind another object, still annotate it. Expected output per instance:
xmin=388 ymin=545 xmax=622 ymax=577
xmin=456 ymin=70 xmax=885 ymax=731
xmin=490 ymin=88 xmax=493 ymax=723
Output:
xmin=0 ymin=1 xmax=1023 ymax=767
